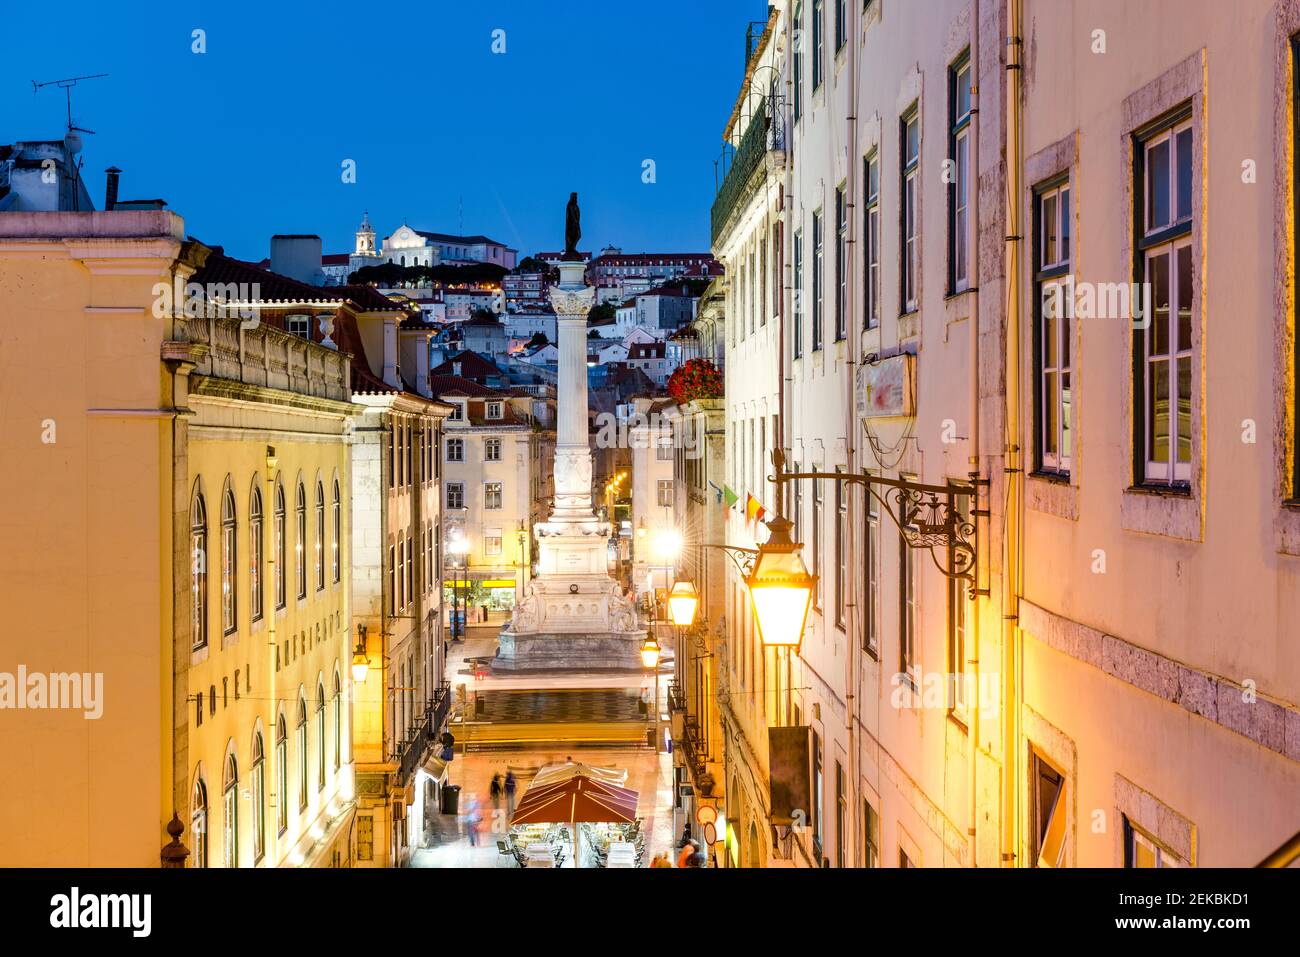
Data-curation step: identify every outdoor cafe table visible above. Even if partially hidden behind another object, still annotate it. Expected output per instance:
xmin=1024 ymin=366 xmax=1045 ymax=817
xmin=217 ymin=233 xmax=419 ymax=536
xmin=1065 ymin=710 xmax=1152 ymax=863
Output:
xmin=605 ymin=841 xmax=637 ymax=868
xmin=525 ymin=843 xmax=555 ymax=867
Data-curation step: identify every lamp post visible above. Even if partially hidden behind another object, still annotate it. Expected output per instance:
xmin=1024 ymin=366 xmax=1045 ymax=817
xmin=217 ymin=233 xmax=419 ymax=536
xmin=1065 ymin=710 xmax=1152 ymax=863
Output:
xmin=447 ymin=535 xmax=470 ymax=641
xmin=640 ymin=634 xmax=661 ymax=750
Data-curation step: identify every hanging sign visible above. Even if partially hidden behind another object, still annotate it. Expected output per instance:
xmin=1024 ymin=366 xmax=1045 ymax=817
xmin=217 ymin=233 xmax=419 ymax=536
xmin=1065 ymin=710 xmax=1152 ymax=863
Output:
xmin=856 ymin=353 xmax=915 ymax=419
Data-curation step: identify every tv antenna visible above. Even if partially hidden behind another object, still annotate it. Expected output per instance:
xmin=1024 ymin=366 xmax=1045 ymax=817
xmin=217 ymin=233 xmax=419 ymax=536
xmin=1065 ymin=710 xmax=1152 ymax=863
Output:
xmin=32 ymin=73 xmax=109 ymax=136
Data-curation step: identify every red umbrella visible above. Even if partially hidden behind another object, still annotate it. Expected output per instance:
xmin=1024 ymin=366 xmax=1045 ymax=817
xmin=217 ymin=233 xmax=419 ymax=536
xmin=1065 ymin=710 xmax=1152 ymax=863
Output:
xmin=511 ymin=774 xmax=639 ymax=866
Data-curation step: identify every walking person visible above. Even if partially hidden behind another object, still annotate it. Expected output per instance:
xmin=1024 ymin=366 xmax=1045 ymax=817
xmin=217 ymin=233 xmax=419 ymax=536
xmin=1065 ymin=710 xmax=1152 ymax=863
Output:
xmin=676 ymin=838 xmax=699 ymax=869
xmin=463 ymin=792 xmax=481 ymax=848
xmin=489 ymin=773 xmax=503 ymax=813
xmin=504 ymin=770 xmax=517 ymax=818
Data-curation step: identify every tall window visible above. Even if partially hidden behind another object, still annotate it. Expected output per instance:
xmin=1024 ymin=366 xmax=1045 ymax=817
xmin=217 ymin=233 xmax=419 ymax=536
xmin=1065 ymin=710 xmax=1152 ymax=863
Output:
xmin=834 ymin=0 xmax=846 ymax=52
xmin=446 ymin=482 xmax=465 ymax=509
xmin=812 ymin=209 xmax=824 ymax=351
xmin=296 ymin=696 xmax=308 ymax=811
xmin=657 ymin=480 xmax=675 ymax=508
xmin=251 ymin=731 xmax=266 ymax=864
xmin=388 ymin=544 xmax=397 ymax=614
xmin=949 ymin=494 xmax=971 ymax=716
xmin=295 ymin=482 xmax=307 ymax=600
xmin=406 ymin=534 xmax=414 ymax=601
xmin=446 ymin=438 xmax=464 ymax=462
xmin=314 ymin=481 xmax=325 ymax=592
xmin=835 ymin=470 xmax=847 ymax=627
xmin=274 ymin=483 xmax=286 ymax=609
xmin=1036 ymin=180 xmax=1073 ymax=474
xmin=1135 ymin=114 xmax=1193 ymax=486
xmin=812 ymin=0 xmax=824 ymax=90
xmin=811 ymin=730 xmax=824 ymax=858
xmin=811 ymin=477 xmax=823 ymax=607
xmin=191 ymin=778 xmax=208 ymax=868
xmin=949 ymin=54 xmax=972 ymax=292
xmin=332 ymin=674 xmax=342 ymax=770
xmin=221 ymin=488 xmax=237 ymax=636
xmin=249 ymin=487 xmax=263 ymax=622
xmin=863 ymin=483 xmax=879 ymax=656
xmin=222 ymin=752 xmax=238 ymax=868
xmin=899 ymin=497 xmax=917 ymax=677
xmin=275 ymin=715 xmax=288 ymax=834
xmin=793 ymin=229 xmax=805 ymax=358
xmin=863 ymin=152 xmax=880 ymax=328
xmin=484 ymin=482 xmax=502 ymax=509
xmin=901 ymin=109 xmax=920 ymax=312
xmin=191 ymin=491 xmax=208 ymax=651
xmin=863 ymin=799 xmax=880 ymax=867
xmin=1031 ymin=752 xmax=1067 ymax=867
xmin=331 ymin=479 xmax=341 ymax=584
xmin=835 ymin=761 xmax=846 ymax=867
xmin=317 ymin=683 xmax=327 ymax=792
xmin=835 ymin=185 xmax=848 ymax=341
xmin=793 ymin=2 xmax=804 ymax=122
xmin=484 ymin=438 xmax=502 ymax=461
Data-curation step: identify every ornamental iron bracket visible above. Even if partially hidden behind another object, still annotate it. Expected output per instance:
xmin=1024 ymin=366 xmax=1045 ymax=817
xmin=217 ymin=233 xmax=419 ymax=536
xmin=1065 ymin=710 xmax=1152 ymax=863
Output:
xmin=769 ymin=449 xmax=987 ymax=600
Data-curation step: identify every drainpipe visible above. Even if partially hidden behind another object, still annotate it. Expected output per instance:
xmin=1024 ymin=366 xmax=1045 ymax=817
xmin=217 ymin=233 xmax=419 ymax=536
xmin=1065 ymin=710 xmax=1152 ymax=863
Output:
xmin=843 ymin=0 xmax=860 ymax=868
xmin=1001 ymin=0 xmax=1025 ymax=868
xmin=967 ymin=0 xmax=982 ymax=869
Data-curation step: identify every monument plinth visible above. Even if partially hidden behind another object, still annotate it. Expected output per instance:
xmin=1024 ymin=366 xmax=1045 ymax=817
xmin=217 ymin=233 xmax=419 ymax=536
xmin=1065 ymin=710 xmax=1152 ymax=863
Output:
xmin=496 ymin=247 xmax=646 ymax=672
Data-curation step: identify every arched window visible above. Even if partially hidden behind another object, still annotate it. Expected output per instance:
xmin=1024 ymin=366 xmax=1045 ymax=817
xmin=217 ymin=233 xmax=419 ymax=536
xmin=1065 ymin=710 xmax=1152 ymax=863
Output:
xmin=221 ymin=486 xmax=237 ymax=635
xmin=296 ymin=695 xmax=308 ymax=810
xmin=275 ymin=715 xmax=288 ymax=834
xmin=315 ymin=481 xmax=325 ymax=591
xmin=274 ymin=483 xmax=286 ymax=609
xmin=191 ymin=491 xmax=208 ymax=651
xmin=222 ymin=750 xmax=238 ymax=868
xmin=191 ymin=777 xmax=208 ymax=868
xmin=332 ymin=672 xmax=342 ymax=770
xmin=250 ymin=486 xmax=263 ymax=622
xmin=317 ymin=682 xmax=327 ymax=791
xmin=251 ymin=730 xmax=266 ymax=863
xmin=295 ymin=482 xmax=307 ymax=600
xmin=331 ymin=479 xmax=341 ymax=584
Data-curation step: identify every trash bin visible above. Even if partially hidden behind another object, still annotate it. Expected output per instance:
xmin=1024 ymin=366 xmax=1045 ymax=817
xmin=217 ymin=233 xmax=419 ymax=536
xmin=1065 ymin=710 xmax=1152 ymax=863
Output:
xmin=441 ymin=784 xmax=461 ymax=815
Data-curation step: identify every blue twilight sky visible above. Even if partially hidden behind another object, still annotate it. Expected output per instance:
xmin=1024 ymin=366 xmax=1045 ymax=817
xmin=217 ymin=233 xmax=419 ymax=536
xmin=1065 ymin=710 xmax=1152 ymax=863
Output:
xmin=2 ymin=0 xmax=766 ymax=262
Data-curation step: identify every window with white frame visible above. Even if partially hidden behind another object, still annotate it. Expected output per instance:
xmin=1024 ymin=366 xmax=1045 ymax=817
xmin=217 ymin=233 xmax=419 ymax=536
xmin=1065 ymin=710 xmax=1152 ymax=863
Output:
xmin=221 ymin=487 xmax=237 ymax=636
xmin=192 ymin=491 xmax=208 ymax=650
xmin=286 ymin=315 xmax=310 ymax=339
xmin=835 ymin=184 xmax=847 ymax=341
xmin=1124 ymin=817 xmax=1185 ymax=868
xmin=901 ymin=108 xmax=920 ymax=313
xmin=812 ymin=208 xmax=824 ymax=351
xmin=793 ymin=228 xmax=804 ymax=358
xmin=484 ymin=482 xmax=503 ymax=510
xmin=899 ymin=493 xmax=918 ymax=678
xmin=948 ymin=493 xmax=972 ymax=716
xmin=657 ymin=480 xmax=674 ymax=508
xmin=863 ymin=151 xmax=880 ymax=329
xmin=484 ymin=529 xmax=503 ymax=556
xmin=484 ymin=437 xmax=502 ymax=461
xmin=1136 ymin=113 xmax=1194 ymax=486
xmin=486 ymin=401 xmax=503 ymax=420
xmin=446 ymin=437 xmax=464 ymax=462
xmin=835 ymin=469 xmax=847 ymax=628
xmin=1036 ymin=179 xmax=1073 ymax=475
xmin=950 ymin=53 xmax=972 ymax=292
xmin=812 ymin=0 xmax=824 ymax=90
xmin=448 ymin=402 xmax=464 ymax=421
xmin=794 ymin=2 xmax=804 ymax=122
xmin=446 ymin=482 xmax=464 ymax=510
xmin=863 ymin=481 xmax=879 ymax=657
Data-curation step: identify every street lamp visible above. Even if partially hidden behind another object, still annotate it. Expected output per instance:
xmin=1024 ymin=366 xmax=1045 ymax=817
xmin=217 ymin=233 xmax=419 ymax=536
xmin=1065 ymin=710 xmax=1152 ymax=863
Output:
xmin=351 ymin=624 xmax=370 ymax=683
xmin=640 ymin=635 xmax=661 ymax=669
xmin=745 ymin=516 xmax=815 ymax=652
xmin=641 ymin=635 xmax=661 ymax=750
xmin=448 ymin=535 xmax=470 ymax=641
xmin=667 ymin=580 xmax=699 ymax=628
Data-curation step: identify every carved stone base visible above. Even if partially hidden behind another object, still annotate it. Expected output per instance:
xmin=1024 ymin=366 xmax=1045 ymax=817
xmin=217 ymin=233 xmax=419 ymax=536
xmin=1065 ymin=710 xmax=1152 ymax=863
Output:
xmin=494 ymin=629 xmax=648 ymax=672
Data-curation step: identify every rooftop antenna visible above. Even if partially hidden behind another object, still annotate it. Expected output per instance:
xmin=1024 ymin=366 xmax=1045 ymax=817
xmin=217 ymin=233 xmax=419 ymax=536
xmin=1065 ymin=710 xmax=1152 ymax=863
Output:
xmin=31 ymin=73 xmax=108 ymax=211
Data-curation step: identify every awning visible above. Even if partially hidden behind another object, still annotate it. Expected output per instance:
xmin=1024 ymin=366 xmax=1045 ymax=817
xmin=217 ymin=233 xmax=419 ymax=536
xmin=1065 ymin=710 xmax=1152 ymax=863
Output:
xmin=420 ymin=754 xmax=449 ymax=784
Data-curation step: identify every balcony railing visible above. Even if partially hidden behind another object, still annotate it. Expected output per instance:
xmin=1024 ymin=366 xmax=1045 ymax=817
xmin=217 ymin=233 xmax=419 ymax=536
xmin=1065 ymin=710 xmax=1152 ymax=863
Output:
xmin=397 ymin=682 xmax=451 ymax=785
xmin=667 ymin=682 xmax=687 ymax=715
xmin=710 ymin=95 xmax=786 ymax=247
xmin=681 ymin=714 xmax=708 ymax=785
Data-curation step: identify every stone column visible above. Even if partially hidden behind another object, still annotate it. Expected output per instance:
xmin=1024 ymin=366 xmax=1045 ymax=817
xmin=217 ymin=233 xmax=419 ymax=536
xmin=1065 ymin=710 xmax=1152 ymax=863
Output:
xmin=547 ymin=262 xmax=597 ymax=522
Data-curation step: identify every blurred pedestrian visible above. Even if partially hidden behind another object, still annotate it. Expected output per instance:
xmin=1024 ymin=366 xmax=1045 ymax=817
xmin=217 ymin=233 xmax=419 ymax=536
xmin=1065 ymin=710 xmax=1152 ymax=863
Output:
xmin=489 ymin=773 xmax=503 ymax=811
xmin=463 ymin=793 xmax=481 ymax=847
xmin=650 ymin=851 xmax=672 ymax=868
xmin=504 ymin=770 xmax=517 ymax=816
xmin=676 ymin=839 xmax=699 ymax=869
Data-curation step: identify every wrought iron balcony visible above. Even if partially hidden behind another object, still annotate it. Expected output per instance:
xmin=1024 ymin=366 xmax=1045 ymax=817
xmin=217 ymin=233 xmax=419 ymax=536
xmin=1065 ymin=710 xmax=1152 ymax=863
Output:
xmin=681 ymin=714 xmax=708 ymax=785
xmin=397 ymin=682 xmax=451 ymax=785
xmin=667 ymin=682 xmax=687 ymax=715
xmin=710 ymin=95 xmax=786 ymax=247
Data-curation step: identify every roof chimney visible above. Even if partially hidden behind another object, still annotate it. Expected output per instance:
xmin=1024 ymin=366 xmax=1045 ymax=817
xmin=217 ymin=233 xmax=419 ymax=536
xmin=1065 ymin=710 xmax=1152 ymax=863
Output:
xmin=104 ymin=167 xmax=121 ymax=210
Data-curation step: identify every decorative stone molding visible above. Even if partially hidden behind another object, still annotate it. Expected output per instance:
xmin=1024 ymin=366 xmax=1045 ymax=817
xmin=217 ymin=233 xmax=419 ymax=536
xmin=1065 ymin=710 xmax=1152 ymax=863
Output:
xmin=1113 ymin=773 xmax=1196 ymax=866
xmin=547 ymin=285 xmax=595 ymax=317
